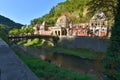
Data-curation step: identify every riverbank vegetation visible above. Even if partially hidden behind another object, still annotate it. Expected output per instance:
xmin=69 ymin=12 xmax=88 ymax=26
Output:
xmin=14 ymin=48 xmax=96 ymax=80
xmin=0 ymin=28 xmax=8 ymax=42
xmin=15 ymin=38 xmax=102 ymax=59
xmin=17 ymin=38 xmax=54 ymax=47
xmin=50 ymin=46 xmax=98 ymax=59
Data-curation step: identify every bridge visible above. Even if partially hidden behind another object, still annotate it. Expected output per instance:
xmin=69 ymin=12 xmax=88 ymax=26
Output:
xmin=8 ymin=35 xmax=57 ymax=41
xmin=8 ymin=35 xmax=59 ymax=45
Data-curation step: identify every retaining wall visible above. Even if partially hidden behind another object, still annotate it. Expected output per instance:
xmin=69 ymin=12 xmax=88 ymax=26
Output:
xmin=59 ymin=36 xmax=110 ymax=52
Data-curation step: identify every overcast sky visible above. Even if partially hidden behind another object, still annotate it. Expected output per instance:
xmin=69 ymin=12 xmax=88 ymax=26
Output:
xmin=0 ymin=0 xmax=65 ymax=25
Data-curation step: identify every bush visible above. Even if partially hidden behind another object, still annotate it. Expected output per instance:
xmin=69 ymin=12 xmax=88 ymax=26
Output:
xmin=53 ymin=36 xmax=59 ymax=46
xmin=35 ymin=39 xmax=54 ymax=48
xmin=21 ymin=38 xmax=54 ymax=48
xmin=24 ymin=38 xmax=39 ymax=46
xmin=17 ymin=40 xmax=26 ymax=45
xmin=32 ymin=38 xmax=39 ymax=44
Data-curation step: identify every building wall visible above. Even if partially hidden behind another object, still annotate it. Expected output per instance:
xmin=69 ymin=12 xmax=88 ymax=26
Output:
xmin=39 ymin=31 xmax=52 ymax=35
xmin=72 ymin=29 xmax=88 ymax=36
xmin=71 ymin=23 xmax=88 ymax=36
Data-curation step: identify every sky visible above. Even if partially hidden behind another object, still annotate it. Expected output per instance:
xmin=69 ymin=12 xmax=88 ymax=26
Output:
xmin=0 ymin=0 xmax=66 ymax=25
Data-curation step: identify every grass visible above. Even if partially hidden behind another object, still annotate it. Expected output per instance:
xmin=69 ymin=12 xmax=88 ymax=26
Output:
xmin=15 ymin=50 xmax=96 ymax=80
xmin=17 ymin=39 xmax=99 ymax=59
xmin=16 ymin=38 xmax=101 ymax=59
xmin=24 ymin=38 xmax=39 ymax=46
xmin=50 ymin=46 xmax=98 ymax=59
xmin=19 ymin=38 xmax=54 ymax=48
xmin=17 ymin=40 xmax=26 ymax=45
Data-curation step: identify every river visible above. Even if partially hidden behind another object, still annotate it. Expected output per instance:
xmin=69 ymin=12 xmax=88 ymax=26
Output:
xmin=14 ymin=45 xmax=105 ymax=80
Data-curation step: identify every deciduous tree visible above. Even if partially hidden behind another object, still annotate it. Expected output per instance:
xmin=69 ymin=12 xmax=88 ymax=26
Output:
xmin=103 ymin=0 xmax=120 ymax=80
xmin=88 ymin=0 xmax=117 ymax=27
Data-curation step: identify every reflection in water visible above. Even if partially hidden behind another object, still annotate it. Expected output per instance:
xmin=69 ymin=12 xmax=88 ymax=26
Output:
xmin=19 ymin=46 xmax=102 ymax=79
xmin=21 ymin=47 xmax=95 ymax=72
xmin=52 ymin=53 xmax=95 ymax=74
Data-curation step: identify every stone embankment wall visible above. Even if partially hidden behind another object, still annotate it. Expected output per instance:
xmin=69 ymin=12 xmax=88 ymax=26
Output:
xmin=59 ymin=36 xmax=109 ymax=52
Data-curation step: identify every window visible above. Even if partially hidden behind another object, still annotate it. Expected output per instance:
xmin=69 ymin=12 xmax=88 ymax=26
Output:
xmin=58 ymin=31 xmax=60 ymax=35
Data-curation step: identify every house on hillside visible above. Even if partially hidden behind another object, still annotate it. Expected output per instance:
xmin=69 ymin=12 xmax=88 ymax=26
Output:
xmin=33 ymin=15 xmax=68 ymax=36
xmin=67 ymin=23 xmax=88 ymax=36
xmin=89 ymin=10 xmax=108 ymax=37
xmin=33 ymin=10 xmax=110 ymax=37
xmin=33 ymin=21 xmax=52 ymax=35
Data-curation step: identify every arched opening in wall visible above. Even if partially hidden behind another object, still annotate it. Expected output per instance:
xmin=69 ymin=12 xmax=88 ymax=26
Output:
xmin=102 ymin=29 xmax=104 ymax=31
xmin=91 ymin=23 xmax=94 ymax=26
xmin=62 ymin=30 xmax=67 ymax=35
xmin=55 ymin=31 xmax=57 ymax=35
xmin=58 ymin=31 xmax=60 ymax=36
xmin=62 ymin=31 xmax=64 ymax=35
xmin=95 ymin=23 xmax=97 ymax=26
xmin=65 ymin=30 xmax=67 ymax=35
xmin=83 ymin=31 xmax=84 ymax=34
xmin=90 ymin=30 xmax=93 ymax=36
xmin=95 ymin=29 xmax=99 ymax=36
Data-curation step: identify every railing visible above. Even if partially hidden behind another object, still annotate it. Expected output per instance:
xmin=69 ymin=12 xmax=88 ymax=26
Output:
xmin=8 ymin=34 xmax=55 ymax=39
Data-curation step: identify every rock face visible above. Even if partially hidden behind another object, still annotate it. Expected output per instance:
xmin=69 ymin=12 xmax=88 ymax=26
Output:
xmin=56 ymin=15 xmax=68 ymax=27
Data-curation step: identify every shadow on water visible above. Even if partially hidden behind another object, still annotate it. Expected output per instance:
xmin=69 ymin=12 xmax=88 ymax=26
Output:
xmin=16 ymin=46 xmax=104 ymax=80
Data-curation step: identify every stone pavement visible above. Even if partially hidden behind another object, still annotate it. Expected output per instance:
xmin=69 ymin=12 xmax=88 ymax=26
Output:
xmin=0 ymin=38 xmax=40 ymax=80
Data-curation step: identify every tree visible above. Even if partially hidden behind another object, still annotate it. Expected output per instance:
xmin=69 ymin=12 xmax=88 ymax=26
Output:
xmin=0 ymin=15 xmax=23 ymax=29
xmin=88 ymin=0 xmax=117 ymax=27
xmin=103 ymin=0 xmax=120 ymax=80
xmin=0 ymin=29 xmax=8 ymax=42
xmin=30 ymin=0 xmax=90 ymax=26
xmin=19 ymin=26 xmax=34 ymax=35
xmin=9 ymin=28 xmax=20 ymax=35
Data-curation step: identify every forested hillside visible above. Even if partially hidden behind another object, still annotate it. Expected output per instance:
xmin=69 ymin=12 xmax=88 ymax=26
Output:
xmin=0 ymin=15 xmax=23 ymax=31
xmin=30 ymin=0 xmax=117 ymax=27
xmin=31 ymin=0 xmax=90 ymax=26
xmin=0 ymin=15 xmax=23 ymax=42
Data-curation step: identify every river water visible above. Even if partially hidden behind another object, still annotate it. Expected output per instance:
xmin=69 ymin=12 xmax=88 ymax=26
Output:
xmin=16 ymin=46 xmax=105 ymax=80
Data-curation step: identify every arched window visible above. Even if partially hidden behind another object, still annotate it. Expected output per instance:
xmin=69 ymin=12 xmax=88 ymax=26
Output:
xmin=58 ymin=31 xmax=60 ymax=35
xmin=55 ymin=31 xmax=57 ymax=35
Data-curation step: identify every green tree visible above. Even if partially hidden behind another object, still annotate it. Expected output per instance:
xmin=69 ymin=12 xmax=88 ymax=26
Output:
xmin=0 ymin=15 xmax=23 ymax=29
xmin=88 ymin=0 xmax=117 ymax=27
xmin=19 ymin=26 xmax=34 ymax=35
xmin=103 ymin=0 xmax=120 ymax=80
xmin=0 ymin=29 xmax=8 ymax=42
xmin=30 ymin=0 xmax=90 ymax=26
xmin=9 ymin=28 xmax=20 ymax=35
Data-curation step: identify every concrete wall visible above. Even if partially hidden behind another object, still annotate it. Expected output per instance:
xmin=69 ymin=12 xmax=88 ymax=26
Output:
xmin=59 ymin=36 xmax=109 ymax=52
